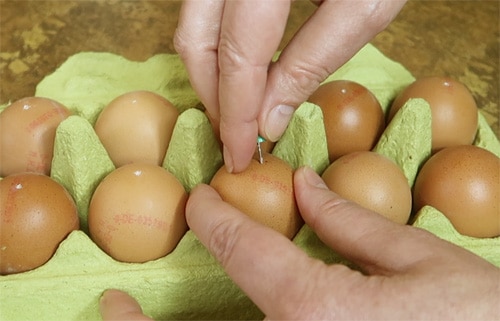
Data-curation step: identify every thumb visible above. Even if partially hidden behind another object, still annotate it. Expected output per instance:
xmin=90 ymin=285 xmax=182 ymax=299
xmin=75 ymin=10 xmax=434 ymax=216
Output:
xmin=259 ymin=0 xmax=405 ymax=142
xmin=99 ymin=289 xmax=153 ymax=321
xmin=293 ymin=166 xmax=442 ymax=275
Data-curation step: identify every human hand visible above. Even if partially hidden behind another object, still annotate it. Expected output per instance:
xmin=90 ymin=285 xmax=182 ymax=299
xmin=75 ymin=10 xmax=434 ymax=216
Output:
xmin=100 ymin=166 xmax=500 ymax=320
xmin=173 ymin=0 xmax=406 ymax=173
xmin=99 ymin=289 xmax=153 ymax=321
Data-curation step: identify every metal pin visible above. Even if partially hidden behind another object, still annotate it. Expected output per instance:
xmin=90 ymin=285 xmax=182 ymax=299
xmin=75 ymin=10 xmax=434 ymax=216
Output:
xmin=257 ymin=136 xmax=265 ymax=164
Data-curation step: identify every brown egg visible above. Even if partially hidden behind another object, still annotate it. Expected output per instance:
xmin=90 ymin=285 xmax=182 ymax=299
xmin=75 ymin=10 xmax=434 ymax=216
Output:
xmin=0 ymin=97 xmax=71 ymax=176
xmin=94 ymin=91 xmax=179 ymax=167
xmin=388 ymin=77 xmax=478 ymax=153
xmin=88 ymin=163 xmax=188 ymax=263
xmin=413 ymin=145 xmax=499 ymax=238
xmin=0 ymin=173 xmax=79 ymax=275
xmin=210 ymin=153 xmax=302 ymax=239
xmin=308 ymin=80 xmax=385 ymax=162
xmin=259 ymin=140 xmax=275 ymax=154
xmin=321 ymin=151 xmax=412 ymax=224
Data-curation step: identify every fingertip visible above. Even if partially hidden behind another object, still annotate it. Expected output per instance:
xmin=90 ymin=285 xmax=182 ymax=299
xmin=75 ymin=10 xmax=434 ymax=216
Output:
xmin=221 ymin=141 xmax=255 ymax=174
xmin=294 ymin=166 xmax=331 ymax=223
xmin=221 ymin=145 xmax=233 ymax=173
xmin=219 ymin=118 xmax=258 ymax=173
xmin=294 ymin=166 xmax=329 ymax=190
xmin=99 ymin=289 xmax=152 ymax=321
xmin=263 ymin=104 xmax=295 ymax=142
xmin=186 ymin=184 xmax=220 ymax=223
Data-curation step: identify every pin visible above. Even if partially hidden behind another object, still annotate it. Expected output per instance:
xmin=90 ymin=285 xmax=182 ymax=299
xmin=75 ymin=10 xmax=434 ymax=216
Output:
xmin=257 ymin=135 xmax=265 ymax=164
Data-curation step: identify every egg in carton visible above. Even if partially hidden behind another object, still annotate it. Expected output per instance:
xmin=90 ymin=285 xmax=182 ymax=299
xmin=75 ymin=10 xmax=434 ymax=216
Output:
xmin=0 ymin=44 xmax=499 ymax=320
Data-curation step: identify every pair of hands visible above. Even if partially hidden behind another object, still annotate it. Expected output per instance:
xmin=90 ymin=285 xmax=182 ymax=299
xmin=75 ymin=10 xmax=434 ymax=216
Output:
xmin=100 ymin=0 xmax=500 ymax=319
xmin=100 ymin=167 xmax=500 ymax=320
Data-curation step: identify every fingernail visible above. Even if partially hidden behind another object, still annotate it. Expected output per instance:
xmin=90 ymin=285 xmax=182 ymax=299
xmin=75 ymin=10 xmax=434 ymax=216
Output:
xmin=302 ymin=166 xmax=328 ymax=190
xmin=99 ymin=290 xmax=111 ymax=311
xmin=99 ymin=288 xmax=117 ymax=304
xmin=265 ymin=104 xmax=295 ymax=141
xmin=223 ymin=145 xmax=234 ymax=173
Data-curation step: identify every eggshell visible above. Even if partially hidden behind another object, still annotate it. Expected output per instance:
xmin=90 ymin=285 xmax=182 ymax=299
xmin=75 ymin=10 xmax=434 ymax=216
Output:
xmin=88 ymin=163 xmax=188 ymax=263
xmin=389 ymin=77 xmax=478 ymax=153
xmin=259 ymin=140 xmax=275 ymax=154
xmin=0 ymin=97 xmax=71 ymax=176
xmin=94 ymin=91 xmax=179 ymax=167
xmin=308 ymin=80 xmax=385 ymax=162
xmin=210 ymin=153 xmax=302 ymax=239
xmin=2 ymin=46 xmax=499 ymax=321
xmin=413 ymin=145 xmax=499 ymax=238
xmin=0 ymin=173 xmax=79 ymax=275
xmin=321 ymin=151 xmax=412 ymax=224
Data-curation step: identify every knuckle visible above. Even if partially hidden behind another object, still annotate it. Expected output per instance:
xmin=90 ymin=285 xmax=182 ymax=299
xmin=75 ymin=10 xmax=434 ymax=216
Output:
xmin=217 ymin=38 xmax=247 ymax=76
xmin=360 ymin=0 xmax=402 ymax=31
xmin=207 ymin=218 xmax=242 ymax=268
xmin=173 ymin=27 xmax=191 ymax=60
xmin=280 ymin=62 xmax=330 ymax=103
xmin=280 ymin=261 xmax=336 ymax=319
xmin=312 ymin=196 xmax=353 ymax=229
xmin=174 ymin=27 xmax=218 ymax=62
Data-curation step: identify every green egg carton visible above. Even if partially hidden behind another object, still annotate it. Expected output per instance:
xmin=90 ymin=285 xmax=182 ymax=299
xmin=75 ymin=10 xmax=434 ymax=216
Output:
xmin=1 ymin=44 xmax=498 ymax=321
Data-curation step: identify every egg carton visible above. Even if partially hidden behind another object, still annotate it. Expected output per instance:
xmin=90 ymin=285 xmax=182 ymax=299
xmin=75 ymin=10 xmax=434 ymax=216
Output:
xmin=1 ymin=44 xmax=499 ymax=321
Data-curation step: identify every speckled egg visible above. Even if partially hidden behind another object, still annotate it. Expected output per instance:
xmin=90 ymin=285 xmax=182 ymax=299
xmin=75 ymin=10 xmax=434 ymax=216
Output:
xmin=413 ymin=145 xmax=499 ymax=238
xmin=321 ymin=151 xmax=412 ymax=224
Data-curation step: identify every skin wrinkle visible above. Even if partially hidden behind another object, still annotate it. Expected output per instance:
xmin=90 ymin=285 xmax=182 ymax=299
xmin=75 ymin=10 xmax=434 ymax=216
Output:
xmin=263 ymin=0 xmax=407 ymax=112
xmin=395 ymin=270 xmax=465 ymax=320
xmin=206 ymin=213 xmax=244 ymax=269
xmin=348 ymin=275 xmax=391 ymax=320
xmin=273 ymin=58 xmax=331 ymax=105
xmin=382 ymin=250 xmax=499 ymax=320
xmin=215 ymin=1 xmax=292 ymax=172
xmin=217 ymin=38 xmax=265 ymax=78
xmin=100 ymin=169 xmax=500 ymax=320
xmin=175 ymin=0 xmax=408 ymax=172
xmin=296 ymin=177 xmax=446 ymax=276
xmin=173 ymin=0 xmax=224 ymax=128
xmin=272 ymin=259 xmax=331 ymax=319
xmin=319 ymin=265 xmax=368 ymax=319
xmin=173 ymin=0 xmax=221 ymax=62
xmin=173 ymin=22 xmax=218 ymax=59
xmin=97 ymin=1 xmax=500 ymax=318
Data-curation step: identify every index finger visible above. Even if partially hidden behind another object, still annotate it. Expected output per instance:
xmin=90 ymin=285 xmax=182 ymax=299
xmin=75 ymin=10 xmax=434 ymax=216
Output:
xmin=217 ymin=0 xmax=290 ymax=173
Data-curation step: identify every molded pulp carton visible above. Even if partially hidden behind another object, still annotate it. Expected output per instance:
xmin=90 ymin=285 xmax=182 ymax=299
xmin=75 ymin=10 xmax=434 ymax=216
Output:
xmin=1 ymin=44 xmax=499 ymax=320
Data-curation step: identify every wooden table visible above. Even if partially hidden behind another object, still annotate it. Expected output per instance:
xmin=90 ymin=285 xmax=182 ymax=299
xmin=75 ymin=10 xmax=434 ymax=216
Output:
xmin=1 ymin=0 xmax=498 ymax=137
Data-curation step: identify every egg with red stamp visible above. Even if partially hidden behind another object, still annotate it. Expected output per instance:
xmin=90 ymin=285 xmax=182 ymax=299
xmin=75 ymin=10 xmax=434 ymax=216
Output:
xmin=308 ymin=80 xmax=385 ymax=162
xmin=94 ymin=91 xmax=179 ymax=168
xmin=210 ymin=153 xmax=302 ymax=239
xmin=88 ymin=163 xmax=188 ymax=263
xmin=388 ymin=76 xmax=478 ymax=153
xmin=413 ymin=145 xmax=499 ymax=238
xmin=0 ymin=97 xmax=71 ymax=176
xmin=0 ymin=173 xmax=79 ymax=275
xmin=321 ymin=151 xmax=412 ymax=225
